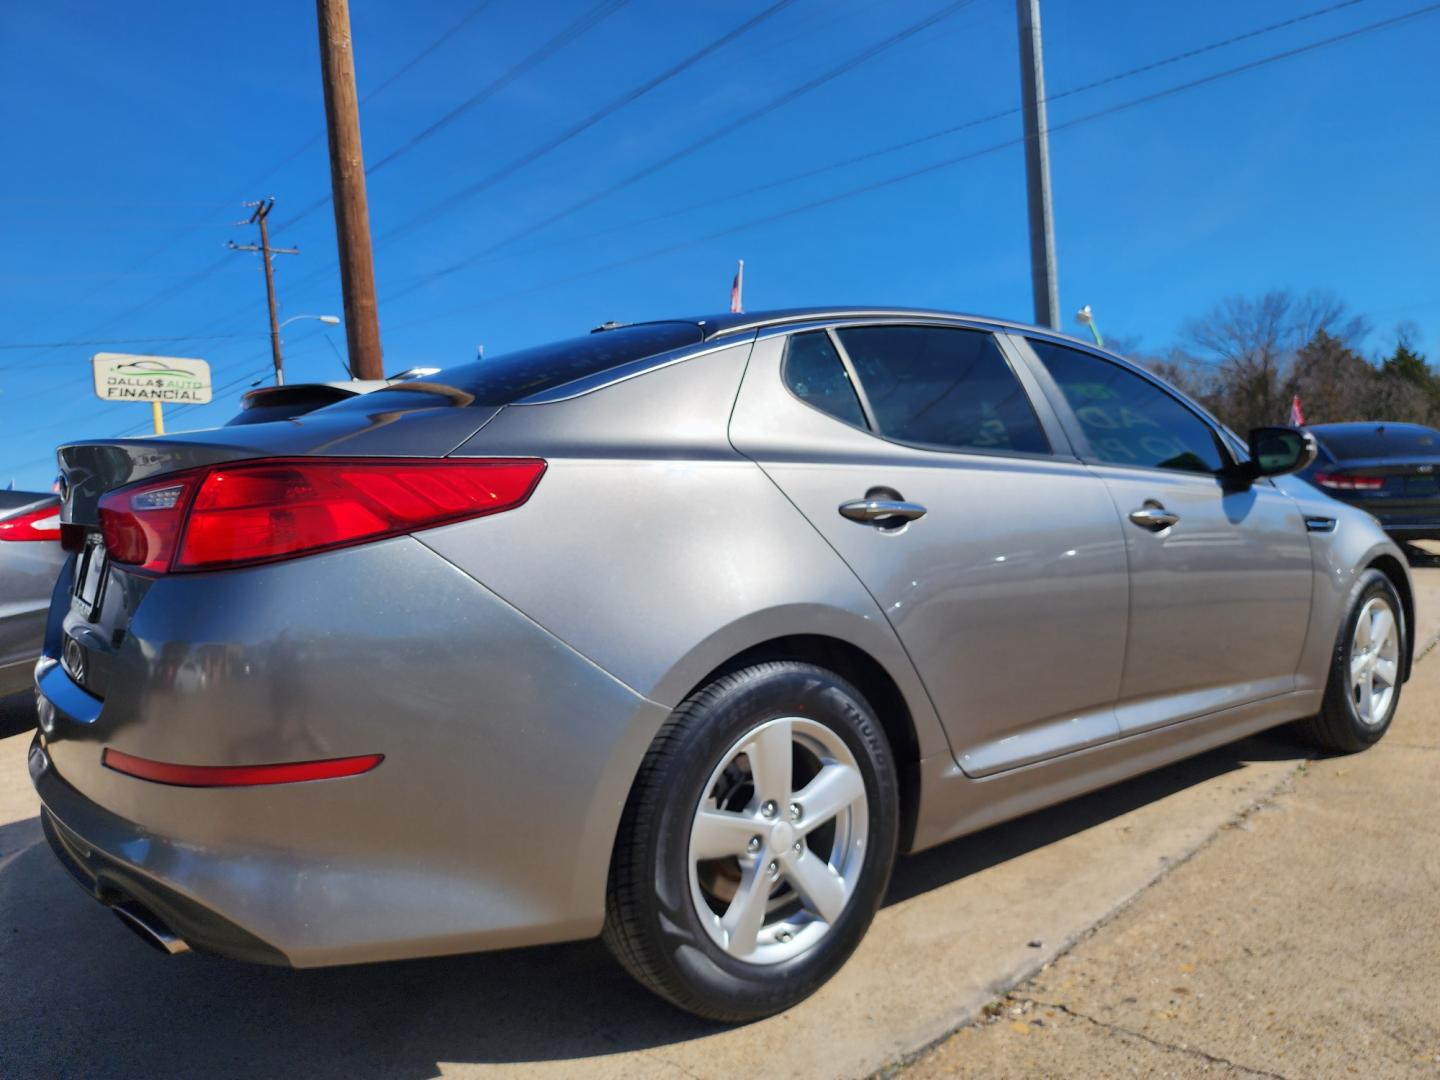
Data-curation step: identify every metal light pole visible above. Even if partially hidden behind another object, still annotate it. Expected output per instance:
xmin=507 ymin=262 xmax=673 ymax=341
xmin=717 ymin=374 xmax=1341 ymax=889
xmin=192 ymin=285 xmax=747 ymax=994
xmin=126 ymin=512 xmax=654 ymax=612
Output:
xmin=1016 ymin=0 xmax=1059 ymax=330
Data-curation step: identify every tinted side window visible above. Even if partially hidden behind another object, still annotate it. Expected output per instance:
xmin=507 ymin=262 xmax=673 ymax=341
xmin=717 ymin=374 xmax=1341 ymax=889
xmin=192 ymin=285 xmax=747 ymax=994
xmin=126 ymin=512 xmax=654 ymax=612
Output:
xmin=1028 ymin=340 xmax=1225 ymax=474
xmin=835 ymin=326 xmax=1049 ymax=455
xmin=782 ymin=332 xmax=867 ymax=428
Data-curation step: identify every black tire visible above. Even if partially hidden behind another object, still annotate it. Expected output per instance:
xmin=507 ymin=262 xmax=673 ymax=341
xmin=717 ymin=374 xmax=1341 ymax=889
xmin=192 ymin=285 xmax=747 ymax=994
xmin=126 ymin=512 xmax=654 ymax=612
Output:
xmin=602 ymin=661 xmax=899 ymax=1021
xmin=1297 ymin=568 xmax=1406 ymax=753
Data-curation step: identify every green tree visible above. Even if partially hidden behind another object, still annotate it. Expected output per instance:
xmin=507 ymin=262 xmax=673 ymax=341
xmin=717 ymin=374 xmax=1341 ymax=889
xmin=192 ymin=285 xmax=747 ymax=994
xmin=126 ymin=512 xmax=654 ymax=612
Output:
xmin=1378 ymin=329 xmax=1440 ymax=424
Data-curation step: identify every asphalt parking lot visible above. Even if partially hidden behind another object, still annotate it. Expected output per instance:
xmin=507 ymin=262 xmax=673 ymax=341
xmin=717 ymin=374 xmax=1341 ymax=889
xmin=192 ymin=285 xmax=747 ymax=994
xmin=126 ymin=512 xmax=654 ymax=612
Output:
xmin=2 ymin=551 xmax=1437 ymax=1080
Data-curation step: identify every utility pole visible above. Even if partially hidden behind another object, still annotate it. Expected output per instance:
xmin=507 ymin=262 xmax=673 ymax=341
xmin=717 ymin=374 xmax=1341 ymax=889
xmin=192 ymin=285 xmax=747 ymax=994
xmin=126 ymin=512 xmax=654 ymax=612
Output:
xmin=316 ymin=0 xmax=384 ymax=380
xmin=1015 ymin=0 xmax=1059 ymax=330
xmin=228 ymin=198 xmax=299 ymax=385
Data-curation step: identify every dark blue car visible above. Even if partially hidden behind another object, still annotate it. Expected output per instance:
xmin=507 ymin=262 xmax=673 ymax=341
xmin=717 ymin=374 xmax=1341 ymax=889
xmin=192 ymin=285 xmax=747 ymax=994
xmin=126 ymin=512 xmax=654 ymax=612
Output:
xmin=1301 ymin=422 xmax=1440 ymax=541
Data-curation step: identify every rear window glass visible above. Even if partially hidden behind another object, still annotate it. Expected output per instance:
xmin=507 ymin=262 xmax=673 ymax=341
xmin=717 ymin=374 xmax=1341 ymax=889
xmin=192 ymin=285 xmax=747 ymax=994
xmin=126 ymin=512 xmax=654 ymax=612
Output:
xmin=782 ymin=331 xmax=867 ymax=428
xmin=321 ymin=322 xmax=704 ymax=410
xmin=1315 ymin=426 xmax=1440 ymax=458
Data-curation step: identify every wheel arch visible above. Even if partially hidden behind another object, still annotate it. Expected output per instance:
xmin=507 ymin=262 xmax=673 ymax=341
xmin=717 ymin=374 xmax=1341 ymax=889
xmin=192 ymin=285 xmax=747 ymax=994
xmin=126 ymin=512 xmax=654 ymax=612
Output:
xmin=1367 ymin=553 xmax=1416 ymax=681
xmin=680 ymin=633 xmax=925 ymax=854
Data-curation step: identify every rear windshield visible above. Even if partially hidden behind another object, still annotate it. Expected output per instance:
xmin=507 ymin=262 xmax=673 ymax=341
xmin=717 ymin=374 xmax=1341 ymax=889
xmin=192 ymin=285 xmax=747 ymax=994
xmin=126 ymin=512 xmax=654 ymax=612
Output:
xmin=322 ymin=321 xmax=703 ymax=411
xmin=1315 ymin=425 xmax=1440 ymax=458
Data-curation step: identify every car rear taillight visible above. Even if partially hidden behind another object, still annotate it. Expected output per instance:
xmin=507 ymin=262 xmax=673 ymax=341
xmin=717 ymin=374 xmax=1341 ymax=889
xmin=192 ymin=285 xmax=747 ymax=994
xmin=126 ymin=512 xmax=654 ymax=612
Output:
xmin=1314 ymin=472 xmax=1385 ymax=491
xmin=99 ymin=458 xmax=545 ymax=574
xmin=0 ymin=504 xmax=62 ymax=542
xmin=99 ymin=477 xmax=200 ymax=572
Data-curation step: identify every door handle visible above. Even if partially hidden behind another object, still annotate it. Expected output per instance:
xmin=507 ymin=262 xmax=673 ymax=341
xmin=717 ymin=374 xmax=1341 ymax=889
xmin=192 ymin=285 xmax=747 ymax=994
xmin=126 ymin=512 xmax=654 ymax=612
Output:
xmin=1128 ymin=502 xmax=1179 ymax=531
xmin=839 ymin=498 xmax=928 ymax=525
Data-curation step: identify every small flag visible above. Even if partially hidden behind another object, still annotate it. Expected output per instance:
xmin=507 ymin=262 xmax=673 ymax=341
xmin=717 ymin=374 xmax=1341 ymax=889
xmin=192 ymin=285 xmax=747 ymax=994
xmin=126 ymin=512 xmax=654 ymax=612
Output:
xmin=730 ymin=259 xmax=744 ymax=314
xmin=1289 ymin=395 xmax=1306 ymax=427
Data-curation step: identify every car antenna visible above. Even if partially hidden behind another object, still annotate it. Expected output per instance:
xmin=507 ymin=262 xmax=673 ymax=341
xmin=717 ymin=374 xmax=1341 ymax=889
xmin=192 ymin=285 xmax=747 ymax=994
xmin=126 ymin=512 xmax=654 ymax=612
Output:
xmin=591 ymin=320 xmax=625 ymax=333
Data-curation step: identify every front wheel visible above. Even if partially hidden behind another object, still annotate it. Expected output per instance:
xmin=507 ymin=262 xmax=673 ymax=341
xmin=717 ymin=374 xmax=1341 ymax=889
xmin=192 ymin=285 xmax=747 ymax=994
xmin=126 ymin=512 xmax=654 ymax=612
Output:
xmin=1299 ymin=568 xmax=1406 ymax=753
xmin=602 ymin=661 xmax=899 ymax=1021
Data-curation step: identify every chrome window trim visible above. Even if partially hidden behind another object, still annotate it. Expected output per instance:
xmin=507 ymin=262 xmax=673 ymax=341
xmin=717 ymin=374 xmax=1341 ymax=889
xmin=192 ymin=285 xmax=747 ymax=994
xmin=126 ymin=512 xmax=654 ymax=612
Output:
xmin=773 ymin=323 xmax=1063 ymax=466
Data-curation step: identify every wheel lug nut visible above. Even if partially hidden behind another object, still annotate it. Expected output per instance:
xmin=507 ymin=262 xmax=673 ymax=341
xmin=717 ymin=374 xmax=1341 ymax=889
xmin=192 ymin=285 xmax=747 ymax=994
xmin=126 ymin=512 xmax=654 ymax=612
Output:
xmin=775 ymin=928 xmax=793 ymax=943
xmin=788 ymin=802 xmax=802 ymax=821
xmin=792 ymin=841 xmax=803 ymax=855
xmin=747 ymin=836 xmax=761 ymax=854
xmin=760 ymin=800 xmax=778 ymax=819
xmin=767 ymin=859 xmax=779 ymax=877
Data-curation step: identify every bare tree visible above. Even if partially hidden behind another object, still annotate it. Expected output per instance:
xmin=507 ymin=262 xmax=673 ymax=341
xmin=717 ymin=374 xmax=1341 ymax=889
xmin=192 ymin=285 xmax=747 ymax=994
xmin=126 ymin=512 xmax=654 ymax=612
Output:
xmin=1181 ymin=290 xmax=1372 ymax=431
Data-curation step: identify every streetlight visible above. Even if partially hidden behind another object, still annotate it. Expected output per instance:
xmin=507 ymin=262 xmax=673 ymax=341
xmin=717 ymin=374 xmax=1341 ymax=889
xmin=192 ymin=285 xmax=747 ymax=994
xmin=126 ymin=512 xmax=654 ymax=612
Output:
xmin=271 ymin=315 xmax=341 ymax=385
xmin=1075 ymin=304 xmax=1103 ymax=347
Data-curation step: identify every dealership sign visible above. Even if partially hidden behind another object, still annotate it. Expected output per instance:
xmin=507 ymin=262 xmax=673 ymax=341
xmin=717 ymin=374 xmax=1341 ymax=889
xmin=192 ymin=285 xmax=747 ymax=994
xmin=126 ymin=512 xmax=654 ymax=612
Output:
xmin=92 ymin=353 xmax=212 ymax=404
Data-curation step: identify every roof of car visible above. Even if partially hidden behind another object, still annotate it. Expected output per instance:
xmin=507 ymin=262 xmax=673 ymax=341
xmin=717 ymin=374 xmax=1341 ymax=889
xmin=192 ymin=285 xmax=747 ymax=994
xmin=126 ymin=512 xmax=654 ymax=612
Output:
xmin=611 ymin=307 xmax=1097 ymax=347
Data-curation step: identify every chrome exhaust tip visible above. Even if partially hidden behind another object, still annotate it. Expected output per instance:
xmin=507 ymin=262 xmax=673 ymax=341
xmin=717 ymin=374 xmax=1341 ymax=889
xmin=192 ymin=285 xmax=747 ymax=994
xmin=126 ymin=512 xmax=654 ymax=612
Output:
xmin=111 ymin=900 xmax=191 ymax=956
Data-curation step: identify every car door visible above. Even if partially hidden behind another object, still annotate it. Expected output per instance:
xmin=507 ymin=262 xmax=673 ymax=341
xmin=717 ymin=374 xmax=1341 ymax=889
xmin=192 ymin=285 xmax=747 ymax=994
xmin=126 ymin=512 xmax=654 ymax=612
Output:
xmin=729 ymin=322 xmax=1130 ymax=777
xmin=1014 ymin=336 xmax=1314 ymax=734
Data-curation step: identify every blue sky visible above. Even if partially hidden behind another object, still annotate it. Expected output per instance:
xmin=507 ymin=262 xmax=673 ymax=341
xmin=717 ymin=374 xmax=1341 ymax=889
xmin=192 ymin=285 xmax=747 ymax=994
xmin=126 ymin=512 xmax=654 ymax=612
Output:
xmin=2 ymin=0 xmax=1438 ymax=489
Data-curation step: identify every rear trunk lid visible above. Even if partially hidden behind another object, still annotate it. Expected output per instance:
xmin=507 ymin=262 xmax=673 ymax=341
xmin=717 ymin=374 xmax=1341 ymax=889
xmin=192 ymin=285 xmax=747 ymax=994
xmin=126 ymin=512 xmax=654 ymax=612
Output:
xmin=58 ymin=395 xmax=502 ymax=526
xmin=1317 ymin=455 xmax=1440 ymax=503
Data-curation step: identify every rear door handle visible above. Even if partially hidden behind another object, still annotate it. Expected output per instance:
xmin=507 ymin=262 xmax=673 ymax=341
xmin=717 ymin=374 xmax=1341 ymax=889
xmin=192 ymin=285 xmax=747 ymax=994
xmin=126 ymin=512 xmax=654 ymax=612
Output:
xmin=1128 ymin=502 xmax=1179 ymax=531
xmin=839 ymin=499 xmax=928 ymax=525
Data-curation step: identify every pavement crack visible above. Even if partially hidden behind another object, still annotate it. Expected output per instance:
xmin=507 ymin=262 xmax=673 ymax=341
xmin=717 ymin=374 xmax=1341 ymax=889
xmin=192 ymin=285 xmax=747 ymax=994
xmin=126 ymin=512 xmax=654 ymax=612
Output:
xmin=1021 ymin=997 xmax=1294 ymax=1080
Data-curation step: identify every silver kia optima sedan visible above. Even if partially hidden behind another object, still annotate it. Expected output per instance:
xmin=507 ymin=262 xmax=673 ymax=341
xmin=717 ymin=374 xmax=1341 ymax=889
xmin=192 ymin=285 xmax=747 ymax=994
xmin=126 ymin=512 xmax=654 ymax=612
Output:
xmin=32 ymin=309 xmax=1412 ymax=1020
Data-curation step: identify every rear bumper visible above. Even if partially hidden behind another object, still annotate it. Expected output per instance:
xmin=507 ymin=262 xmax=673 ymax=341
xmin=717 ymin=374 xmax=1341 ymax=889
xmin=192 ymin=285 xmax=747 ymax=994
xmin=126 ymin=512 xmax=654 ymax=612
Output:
xmin=30 ymin=536 xmax=670 ymax=967
xmin=34 ymin=751 xmax=286 ymax=963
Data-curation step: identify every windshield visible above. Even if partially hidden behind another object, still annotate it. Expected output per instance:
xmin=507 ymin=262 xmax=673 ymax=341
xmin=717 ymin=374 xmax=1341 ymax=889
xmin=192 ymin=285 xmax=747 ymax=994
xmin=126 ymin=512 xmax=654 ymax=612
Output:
xmin=321 ymin=322 xmax=704 ymax=411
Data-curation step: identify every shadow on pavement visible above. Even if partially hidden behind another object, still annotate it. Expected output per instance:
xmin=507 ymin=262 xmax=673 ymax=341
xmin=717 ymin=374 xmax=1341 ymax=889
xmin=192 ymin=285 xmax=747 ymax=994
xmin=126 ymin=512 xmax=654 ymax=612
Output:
xmin=0 ymin=691 xmax=37 ymax=741
xmin=0 ymin=730 xmax=1314 ymax=1080
xmin=1402 ymin=541 xmax=1440 ymax=569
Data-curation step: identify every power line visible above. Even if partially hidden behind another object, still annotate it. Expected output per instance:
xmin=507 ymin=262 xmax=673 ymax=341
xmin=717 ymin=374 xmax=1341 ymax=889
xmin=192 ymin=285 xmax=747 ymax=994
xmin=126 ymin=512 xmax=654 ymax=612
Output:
xmin=241 ymin=0 xmax=503 ymax=194
xmin=12 ymin=1 xmax=509 ymax=358
xmin=376 ymin=0 xmax=803 ymax=241
xmin=271 ymin=0 xmax=634 ymax=236
xmin=116 ymin=0 xmax=637 ymax=354
xmin=381 ymin=0 xmax=988 ymax=300
xmin=383 ymin=0 xmax=1369 ymax=298
xmin=383 ymin=0 xmax=1373 ymax=286
xmin=388 ymin=1 xmax=1440 ymax=328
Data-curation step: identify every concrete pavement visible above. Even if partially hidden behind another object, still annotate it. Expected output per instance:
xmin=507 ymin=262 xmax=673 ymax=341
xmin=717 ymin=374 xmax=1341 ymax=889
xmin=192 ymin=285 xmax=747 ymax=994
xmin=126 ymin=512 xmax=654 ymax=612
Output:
xmin=904 ymin=605 xmax=1440 ymax=1079
xmin=1 ymin=557 xmax=1435 ymax=1079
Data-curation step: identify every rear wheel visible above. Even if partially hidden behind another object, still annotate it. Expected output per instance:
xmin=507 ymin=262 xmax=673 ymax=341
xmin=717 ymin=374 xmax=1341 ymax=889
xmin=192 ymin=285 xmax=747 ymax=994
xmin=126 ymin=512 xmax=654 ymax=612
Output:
xmin=1299 ymin=569 xmax=1405 ymax=753
xmin=603 ymin=661 xmax=899 ymax=1021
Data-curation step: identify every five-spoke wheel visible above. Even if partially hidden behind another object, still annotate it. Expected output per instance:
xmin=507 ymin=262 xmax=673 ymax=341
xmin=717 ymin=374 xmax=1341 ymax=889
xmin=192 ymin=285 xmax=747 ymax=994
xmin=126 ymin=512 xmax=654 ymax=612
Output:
xmin=604 ymin=661 xmax=898 ymax=1021
xmin=688 ymin=716 xmax=869 ymax=964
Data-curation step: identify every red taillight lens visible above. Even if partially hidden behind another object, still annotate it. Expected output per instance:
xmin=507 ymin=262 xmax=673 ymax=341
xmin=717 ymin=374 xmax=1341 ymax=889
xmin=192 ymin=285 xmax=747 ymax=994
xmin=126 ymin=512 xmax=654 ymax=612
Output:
xmin=1314 ymin=472 xmax=1385 ymax=491
xmin=0 ymin=503 xmax=62 ymax=542
xmin=99 ymin=476 xmax=200 ymax=572
xmin=100 ymin=458 xmax=544 ymax=574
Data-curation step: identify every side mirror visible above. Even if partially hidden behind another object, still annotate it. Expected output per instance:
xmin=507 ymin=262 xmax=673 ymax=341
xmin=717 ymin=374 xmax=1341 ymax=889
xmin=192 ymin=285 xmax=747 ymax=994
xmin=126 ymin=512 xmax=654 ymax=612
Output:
xmin=1236 ymin=426 xmax=1317 ymax=483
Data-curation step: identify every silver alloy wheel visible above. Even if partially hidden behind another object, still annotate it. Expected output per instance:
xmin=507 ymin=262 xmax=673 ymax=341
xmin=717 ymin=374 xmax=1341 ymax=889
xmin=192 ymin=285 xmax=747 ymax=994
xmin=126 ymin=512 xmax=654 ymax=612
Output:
xmin=687 ymin=716 xmax=869 ymax=965
xmin=1350 ymin=595 xmax=1400 ymax=726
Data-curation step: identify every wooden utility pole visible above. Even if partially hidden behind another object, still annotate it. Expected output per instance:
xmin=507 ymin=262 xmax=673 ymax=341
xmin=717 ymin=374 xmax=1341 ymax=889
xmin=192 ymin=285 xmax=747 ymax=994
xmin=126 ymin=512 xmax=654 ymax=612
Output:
xmin=228 ymin=198 xmax=299 ymax=385
xmin=316 ymin=0 xmax=384 ymax=380
xmin=1015 ymin=0 xmax=1059 ymax=330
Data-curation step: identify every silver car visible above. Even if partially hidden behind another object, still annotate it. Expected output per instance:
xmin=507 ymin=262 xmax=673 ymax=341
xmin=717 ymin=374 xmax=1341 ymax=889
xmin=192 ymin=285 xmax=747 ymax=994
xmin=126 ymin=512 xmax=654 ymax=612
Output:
xmin=32 ymin=309 xmax=1412 ymax=1020
xmin=1 ymin=490 xmax=65 ymax=698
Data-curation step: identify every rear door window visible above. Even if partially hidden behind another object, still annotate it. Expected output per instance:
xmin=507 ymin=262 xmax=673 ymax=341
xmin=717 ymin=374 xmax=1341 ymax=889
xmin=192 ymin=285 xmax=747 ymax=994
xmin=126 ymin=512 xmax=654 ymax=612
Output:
xmin=834 ymin=325 xmax=1050 ymax=455
xmin=1028 ymin=339 xmax=1226 ymax=474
